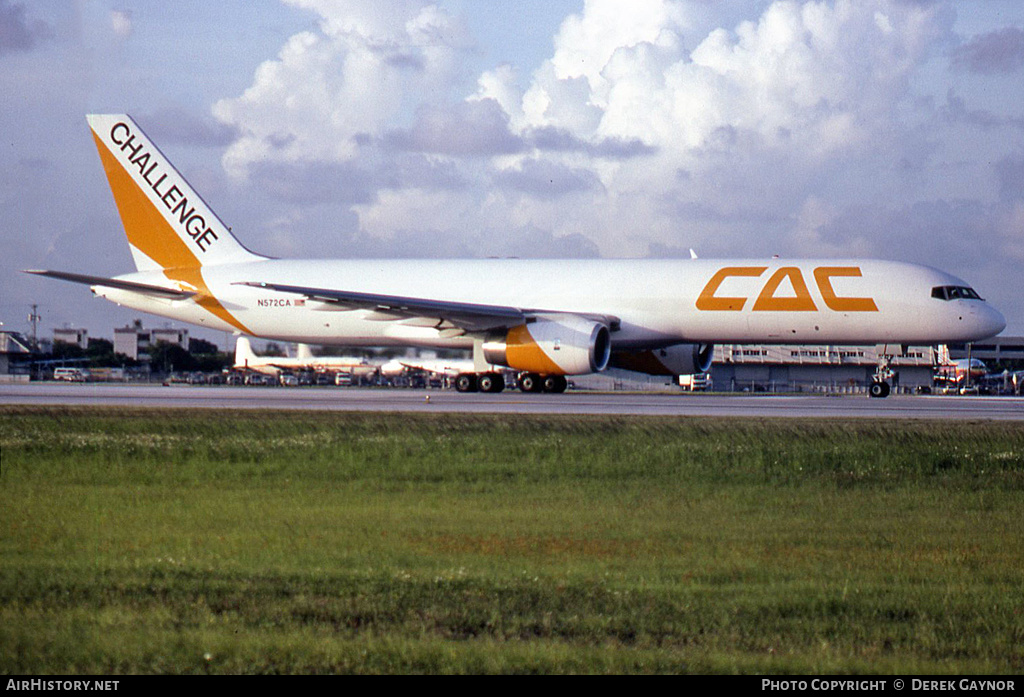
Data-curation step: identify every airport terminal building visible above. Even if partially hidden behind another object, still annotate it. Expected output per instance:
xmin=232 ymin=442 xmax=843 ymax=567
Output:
xmin=947 ymin=336 xmax=1024 ymax=363
xmin=573 ymin=343 xmax=938 ymax=393
xmin=710 ymin=343 xmax=937 ymax=394
xmin=0 ymin=331 xmax=33 ymax=382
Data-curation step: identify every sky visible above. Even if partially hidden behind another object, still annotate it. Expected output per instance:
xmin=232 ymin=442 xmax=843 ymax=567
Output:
xmin=1 ymin=0 xmax=1022 ymax=346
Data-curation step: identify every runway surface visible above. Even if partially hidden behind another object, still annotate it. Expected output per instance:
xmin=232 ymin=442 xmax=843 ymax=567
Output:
xmin=2 ymin=383 xmax=1023 ymax=419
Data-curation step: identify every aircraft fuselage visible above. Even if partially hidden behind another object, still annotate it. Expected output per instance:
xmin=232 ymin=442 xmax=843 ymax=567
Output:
xmin=95 ymin=257 xmax=1005 ymax=350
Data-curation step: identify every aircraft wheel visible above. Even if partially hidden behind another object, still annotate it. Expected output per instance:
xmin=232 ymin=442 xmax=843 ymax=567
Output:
xmin=869 ymin=381 xmax=890 ymax=399
xmin=478 ymin=372 xmax=504 ymax=393
xmin=455 ymin=373 xmax=479 ymax=393
xmin=543 ymin=375 xmax=568 ymax=393
xmin=518 ymin=373 xmax=543 ymax=393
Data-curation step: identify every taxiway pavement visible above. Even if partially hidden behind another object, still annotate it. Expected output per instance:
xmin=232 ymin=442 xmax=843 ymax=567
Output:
xmin=1 ymin=384 xmax=1022 ymax=420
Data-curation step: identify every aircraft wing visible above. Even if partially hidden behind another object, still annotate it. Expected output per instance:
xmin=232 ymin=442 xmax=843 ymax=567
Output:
xmin=24 ymin=270 xmax=196 ymax=300
xmin=260 ymin=361 xmax=296 ymax=370
xmin=235 ymin=281 xmax=619 ymax=334
xmin=398 ymin=360 xmax=474 ymax=377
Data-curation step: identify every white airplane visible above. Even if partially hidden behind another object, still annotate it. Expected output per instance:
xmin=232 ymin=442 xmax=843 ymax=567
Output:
xmin=27 ymin=114 xmax=1006 ymax=396
xmin=233 ymin=336 xmax=373 ymax=376
xmin=935 ymin=357 xmax=989 ymax=386
xmin=379 ymin=357 xmax=477 ymax=379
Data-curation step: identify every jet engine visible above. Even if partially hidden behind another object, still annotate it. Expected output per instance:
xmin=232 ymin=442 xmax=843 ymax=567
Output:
xmin=609 ymin=343 xmax=714 ymax=376
xmin=483 ymin=317 xmax=611 ymax=375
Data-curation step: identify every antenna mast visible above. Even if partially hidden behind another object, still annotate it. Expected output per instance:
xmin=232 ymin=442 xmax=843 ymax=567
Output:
xmin=28 ymin=304 xmax=41 ymax=345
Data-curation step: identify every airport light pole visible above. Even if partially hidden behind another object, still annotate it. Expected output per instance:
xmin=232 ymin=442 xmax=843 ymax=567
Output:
xmin=28 ymin=305 xmax=41 ymax=347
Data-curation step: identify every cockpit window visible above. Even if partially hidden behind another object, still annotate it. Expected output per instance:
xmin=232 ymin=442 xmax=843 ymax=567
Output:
xmin=931 ymin=285 xmax=982 ymax=301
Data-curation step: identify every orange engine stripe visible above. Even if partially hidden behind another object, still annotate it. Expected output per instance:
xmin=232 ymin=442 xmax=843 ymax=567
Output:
xmin=505 ymin=325 xmax=563 ymax=374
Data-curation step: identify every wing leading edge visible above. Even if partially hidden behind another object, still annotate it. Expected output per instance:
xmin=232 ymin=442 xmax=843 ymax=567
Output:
xmin=234 ymin=281 xmax=620 ymax=334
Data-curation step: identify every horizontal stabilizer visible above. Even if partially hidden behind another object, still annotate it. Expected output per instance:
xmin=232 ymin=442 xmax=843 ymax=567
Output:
xmin=24 ymin=270 xmax=196 ymax=300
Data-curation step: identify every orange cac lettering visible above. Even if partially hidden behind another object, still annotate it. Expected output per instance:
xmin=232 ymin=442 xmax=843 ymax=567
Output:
xmin=753 ymin=267 xmax=817 ymax=311
xmin=696 ymin=267 xmax=767 ymax=311
xmin=813 ymin=267 xmax=878 ymax=312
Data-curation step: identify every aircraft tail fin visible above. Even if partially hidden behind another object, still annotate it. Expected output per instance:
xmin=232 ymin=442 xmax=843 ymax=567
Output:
xmin=234 ymin=336 xmax=258 ymax=367
xmin=86 ymin=114 xmax=263 ymax=273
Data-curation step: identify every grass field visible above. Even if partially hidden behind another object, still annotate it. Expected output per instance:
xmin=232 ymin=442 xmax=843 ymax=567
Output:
xmin=1 ymin=405 xmax=1022 ymax=674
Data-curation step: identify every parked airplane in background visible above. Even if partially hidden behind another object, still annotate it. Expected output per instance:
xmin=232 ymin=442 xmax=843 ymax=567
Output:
xmin=379 ymin=356 xmax=478 ymax=386
xmin=935 ymin=357 xmax=989 ymax=385
xmin=233 ymin=336 xmax=373 ymax=377
xmin=26 ymin=114 xmax=1006 ymax=396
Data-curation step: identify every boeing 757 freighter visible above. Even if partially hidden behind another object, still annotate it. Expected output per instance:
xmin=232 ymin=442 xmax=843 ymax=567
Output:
xmin=26 ymin=114 xmax=1006 ymax=396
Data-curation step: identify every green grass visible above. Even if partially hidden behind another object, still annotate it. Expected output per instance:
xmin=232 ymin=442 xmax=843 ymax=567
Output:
xmin=1 ymin=406 xmax=1022 ymax=674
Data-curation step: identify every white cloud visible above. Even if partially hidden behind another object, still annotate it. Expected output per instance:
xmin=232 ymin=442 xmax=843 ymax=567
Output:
xmin=469 ymin=0 xmax=957 ymax=255
xmin=212 ymin=0 xmax=471 ymax=178
xmin=110 ymin=9 xmax=132 ymax=39
xmin=212 ymin=0 xmax=1015 ymax=280
xmin=519 ymin=0 xmax=945 ymax=160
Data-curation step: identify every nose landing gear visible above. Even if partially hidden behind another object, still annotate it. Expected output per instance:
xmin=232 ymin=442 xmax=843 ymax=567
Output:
xmin=869 ymin=351 xmax=898 ymax=398
xmin=868 ymin=380 xmax=891 ymax=398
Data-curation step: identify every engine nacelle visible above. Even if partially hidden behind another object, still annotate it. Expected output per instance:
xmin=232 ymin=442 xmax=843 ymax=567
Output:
xmin=483 ymin=317 xmax=611 ymax=375
xmin=609 ymin=343 xmax=714 ymax=376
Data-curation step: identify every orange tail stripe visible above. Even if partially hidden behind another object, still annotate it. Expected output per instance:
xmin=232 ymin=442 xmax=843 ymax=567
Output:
xmin=90 ymin=131 xmax=251 ymax=334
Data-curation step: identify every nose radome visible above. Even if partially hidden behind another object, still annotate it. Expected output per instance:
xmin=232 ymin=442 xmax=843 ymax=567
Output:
xmin=974 ymin=304 xmax=1006 ymax=339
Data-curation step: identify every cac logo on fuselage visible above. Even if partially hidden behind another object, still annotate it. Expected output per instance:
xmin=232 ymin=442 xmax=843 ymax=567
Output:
xmin=696 ymin=266 xmax=878 ymax=312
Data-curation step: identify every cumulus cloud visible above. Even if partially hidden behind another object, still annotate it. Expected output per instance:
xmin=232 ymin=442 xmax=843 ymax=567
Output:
xmin=474 ymin=0 xmax=958 ymax=257
xmin=994 ymin=154 xmax=1024 ymax=202
xmin=493 ymin=159 xmax=603 ymax=200
xmin=524 ymin=126 xmax=657 ymax=158
xmin=213 ymin=0 xmax=473 ymax=178
xmin=110 ymin=9 xmax=133 ymax=39
xmin=0 ymin=0 xmax=51 ymax=55
xmin=941 ymin=89 xmax=1024 ymax=132
xmin=952 ymin=26 xmax=1024 ymax=74
xmin=534 ymin=0 xmax=945 ymax=159
xmin=384 ymin=99 xmax=524 ymax=156
xmin=249 ymin=160 xmax=382 ymax=205
xmin=141 ymin=107 xmax=237 ymax=147
xmin=212 ymin=0 xmax=1007 ymax=276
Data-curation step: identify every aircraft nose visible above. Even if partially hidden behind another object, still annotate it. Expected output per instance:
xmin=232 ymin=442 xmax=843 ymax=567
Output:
xmin=973 ymin=304 xmax=1006 ymax=339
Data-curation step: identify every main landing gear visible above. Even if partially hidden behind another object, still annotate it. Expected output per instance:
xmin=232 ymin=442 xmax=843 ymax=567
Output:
xmin=453 ymin=372 xmax=568 ymax=393
xmin=454 ymin=372 xmax=505 ymax=393
xmin=456 ymin=339 xmax=568 ymax=394
xmin=517 ymin=373 xmax=568 ymax=393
